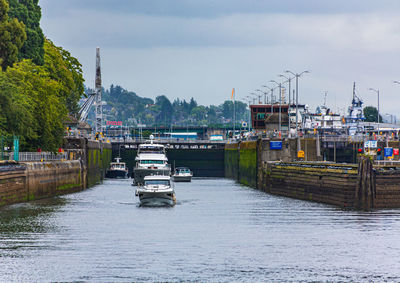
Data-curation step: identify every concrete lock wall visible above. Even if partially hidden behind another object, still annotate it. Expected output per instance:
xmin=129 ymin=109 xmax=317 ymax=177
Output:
xmin=226 ymin=139 xmax=400 ymax=210
xmin=0 ymin=138 xmax=112 ymax=207
xmin=0 ymin=160 xmax=85 ymax=206
xmin=87 ymin=140 xmax=112 ymax=187
xmin=224 ymin=143 xmax=239 ymax=180
xmin=264 ymin=162 xmax=358 ymax=208
xmin=0 ymin=161 xmax=28 ymax=206
xmin=238 ymin=141 xmax=258 ymax=187
xmin=25 ymin=160 xmax=85 ymax=200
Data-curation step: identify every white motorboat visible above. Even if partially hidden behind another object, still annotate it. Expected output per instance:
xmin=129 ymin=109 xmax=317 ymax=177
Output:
xmin=135 ymin=175 xmax=176 ymax=206
xmin=133 ymin=136 xmax=171 ymax=185
xmin=105 ymin=157 xmax=129 ymax=178
xmin=173 ymin=167 xmax=193 ymax=182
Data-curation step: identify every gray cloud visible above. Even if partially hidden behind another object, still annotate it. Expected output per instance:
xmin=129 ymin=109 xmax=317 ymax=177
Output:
xmin=41 ymin=0 xmax=400 ymax=18
xmin=39 ymin=0 xmax=400 ymax=115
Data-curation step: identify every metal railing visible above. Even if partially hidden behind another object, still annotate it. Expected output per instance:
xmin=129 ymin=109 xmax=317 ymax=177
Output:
xmin=8 ymin=152 xmax=69 ymax=162
xmin=375 ymin=160 xmax=400 ymax=166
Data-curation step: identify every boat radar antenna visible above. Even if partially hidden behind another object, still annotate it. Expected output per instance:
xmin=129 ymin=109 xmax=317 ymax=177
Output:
xmin=150 ymin=134 xmax=154 ymax=144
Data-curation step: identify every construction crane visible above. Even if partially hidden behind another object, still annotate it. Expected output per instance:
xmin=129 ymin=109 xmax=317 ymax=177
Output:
xmin=78 ymin=47 xmax=104 ymax=133
xmin=78 ymin=92 xmax=96 ymax=122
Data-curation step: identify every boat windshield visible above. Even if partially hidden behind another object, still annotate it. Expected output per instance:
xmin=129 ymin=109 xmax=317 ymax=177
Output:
xmin=140 ymin=160 xmax=164 ymax=164
xmin=145 ymin=180 xmax=170 ymax=186
xmin=139 ymin=147 xmax=164 ymax=153
xmin=176 ymin=169 xmax=190 ymax=173
xmin=111 ymin=164 xmax=125 ymax=169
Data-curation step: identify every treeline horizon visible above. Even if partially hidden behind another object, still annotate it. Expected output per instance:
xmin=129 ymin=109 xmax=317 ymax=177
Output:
xmin=86 ymin=84 xmax=249 ymax=127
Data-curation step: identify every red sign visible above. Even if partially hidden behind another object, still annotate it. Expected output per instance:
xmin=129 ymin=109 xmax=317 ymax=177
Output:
xmin=394 ymin=148 xmax=399 ymax=155
xmin=106 ymin=121 xmax=122 ymax=126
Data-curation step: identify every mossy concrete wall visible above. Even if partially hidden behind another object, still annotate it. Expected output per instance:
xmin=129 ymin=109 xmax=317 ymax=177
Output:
xmin=0 ymin=161 xmax=27 ymax=206
xmin=224 ymin=143 xmax=239 ymax=180
xmin=87 ymin=140 xmax=112 ymax=187
xmin=264 ymin=162 xmax=358 ymax=208
xmin=238 ymin=141 xmax=258 ymax=187
xmin=24 ymin=160 xmax=85 ymax=201
xmin=0 ymin=160 xmax=85 ymax=206
xmin=0 ymin=138 xmax=113 ymax=207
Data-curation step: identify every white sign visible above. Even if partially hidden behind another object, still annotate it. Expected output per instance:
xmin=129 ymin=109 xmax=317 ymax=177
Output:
xmin=242 ymin=121 xmax=248 ymax=128
xmin=364 ymin=140 xmax=378 ymax=148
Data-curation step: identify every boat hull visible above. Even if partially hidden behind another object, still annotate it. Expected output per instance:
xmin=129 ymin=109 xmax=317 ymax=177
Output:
xmin=138 ymin=191 xmax=176 ymax=206
xmin=173 ymin=175 xmax=192 ymax=182
xmin=133 ymin=167 xmax=171 ymax=185
xmin=105 ymin=169 xmax=128 ymax=179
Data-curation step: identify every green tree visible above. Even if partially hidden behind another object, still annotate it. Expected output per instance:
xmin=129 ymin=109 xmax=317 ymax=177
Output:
xmin=364 ymin=106 xmax=382 ymax=122
xmin=43 ymin=39 xmax=84 ymax=115
xmin=2 ymin=59 xmax=66 ymax=151
xmin=155 ymin=95 xmax=173 ymax=125
xmin=190 ymin=106 xmax=207 ymax=121
xmin=8 ymin=0 xmax=45 ymax=65
xmin=0 ymin=0 xmax=26 ymax=70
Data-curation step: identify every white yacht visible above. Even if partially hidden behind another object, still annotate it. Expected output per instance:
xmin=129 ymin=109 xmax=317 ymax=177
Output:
xmin=173 ymin=167 xmax=193 ymax=182
xmin=133 ymin=136 xmax=171 ymax=185
xmin=135 ymin=175 xmax=176 ymax=206
xmin=105 ymin=157 xmax=128 ymax=178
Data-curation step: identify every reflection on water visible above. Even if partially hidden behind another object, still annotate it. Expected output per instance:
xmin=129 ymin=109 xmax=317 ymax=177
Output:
xmin=1 ymin=178 xmax=400 ymax=282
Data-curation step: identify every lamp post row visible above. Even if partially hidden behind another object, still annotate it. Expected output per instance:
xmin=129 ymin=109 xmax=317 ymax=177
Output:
xmin=242 ymin=70 xmax=309 ymax=144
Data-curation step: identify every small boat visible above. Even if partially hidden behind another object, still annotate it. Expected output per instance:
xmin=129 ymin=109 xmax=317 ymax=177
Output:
xmin=173 ymin=167 xmax=193 ymax=182
xmin=105 ymin=157 xmax=128 ymax=178
xmin=135 ymin=175 xmax=176 ymax=206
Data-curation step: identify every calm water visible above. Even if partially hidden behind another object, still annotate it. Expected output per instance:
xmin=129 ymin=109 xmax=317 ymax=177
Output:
xmin=1 ymin=178 xmax=400 ymax=282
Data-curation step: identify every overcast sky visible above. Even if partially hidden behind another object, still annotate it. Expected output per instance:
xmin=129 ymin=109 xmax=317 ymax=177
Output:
xmin=40 ymin=0 xmax=400 ymax=115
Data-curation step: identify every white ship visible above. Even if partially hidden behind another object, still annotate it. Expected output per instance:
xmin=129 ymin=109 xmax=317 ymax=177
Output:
xmin=133 ymin=136 xmax=171 ymax=186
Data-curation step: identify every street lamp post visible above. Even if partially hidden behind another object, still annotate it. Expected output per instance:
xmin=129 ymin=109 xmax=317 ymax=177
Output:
xmin=244 ymin=96 xmax=252 ymax=131
xmin=256 ymin=89 xmax=267 ymax=104
xmin=279 ymin=74 xmax=293 ymax=136
xmin=250 ymin=92 xmax=257 ymax=105
xmin=262 ymin=85 xmax=274 ymax=117
xmin=271 ymin=80 xmax=283 ymax=134
xmin=368 ymin=88 xmax=380 ymax=136
xmin=254 ymin=89 xmax=262 ymax=104
xmin=285 ymin=70 xmax=309 ymax=150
